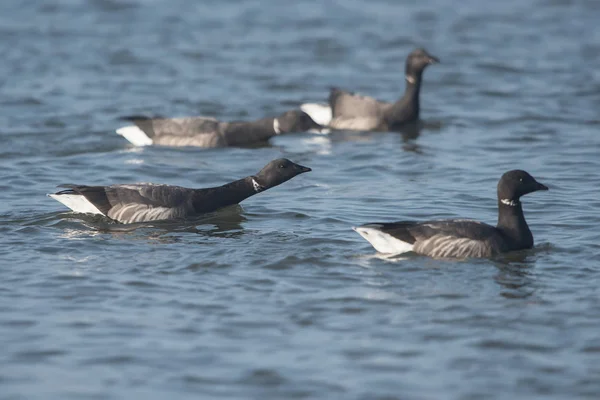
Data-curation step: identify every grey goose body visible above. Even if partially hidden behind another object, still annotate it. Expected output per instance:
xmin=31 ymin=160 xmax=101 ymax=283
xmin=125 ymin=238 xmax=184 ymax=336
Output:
xmin=354 ymin=170 xmax=549 ymax=259
xmin=116 ymin=109 xmax=323 ymax=148
xmin=49 ymin=159 xmax=311 ymax=224
xmin=301 ymin=48 xmax=439 ymax=132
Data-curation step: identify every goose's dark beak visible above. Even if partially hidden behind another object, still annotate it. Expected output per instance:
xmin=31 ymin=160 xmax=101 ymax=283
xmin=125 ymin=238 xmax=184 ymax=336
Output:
xmin=536 ymin=182 xmax=549 ymax=191
xmin=427 ymin=55 xmax=440 ymax=64
xmin=296 ymin=164 xmax=312 ymax=173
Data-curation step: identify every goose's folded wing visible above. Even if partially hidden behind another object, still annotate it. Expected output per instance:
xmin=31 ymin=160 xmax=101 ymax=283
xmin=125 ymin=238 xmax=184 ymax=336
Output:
xmin=408 ymin=220 xmax=497 ymax=240
xmin=103 ymin=184 xmax=197 ymax=223
xmin=328 ymin=88 xmax=391 ymax=119
xmin=59 ymin=184 xmax=197 ymax=223
xmin=377 ymin=220 xmax=502 ymax=258
xmin=122 ymin=116 xmax=221 ymax=137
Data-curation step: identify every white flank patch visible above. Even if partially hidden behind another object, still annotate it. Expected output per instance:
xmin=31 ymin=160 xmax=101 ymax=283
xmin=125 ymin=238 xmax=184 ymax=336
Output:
xmin=48 ymin=194 xmax=104 ymax=215
xmin=353 ymin=226 xmax=414 ymax=254
xmin=273 ymin=118 xmax=281 ymax=134
xmin=115 ymin=125 xmax=153 ymax=146
xmin=300 ymin=103 xmax=333 ymax=127
xmin=108 ymin=204 xmax=175 ymax=224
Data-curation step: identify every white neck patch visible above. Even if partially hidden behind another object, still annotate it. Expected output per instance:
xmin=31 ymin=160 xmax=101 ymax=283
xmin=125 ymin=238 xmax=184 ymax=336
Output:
xmin=273 ymin=118 xmax=281 ymax=134
xmin=500 ymin=198 xmax=518 ymax=207
xmin=252 ymin=178 xmax=263 ymax=192
xmin=406 ymin=75 xmax=416 ymax=84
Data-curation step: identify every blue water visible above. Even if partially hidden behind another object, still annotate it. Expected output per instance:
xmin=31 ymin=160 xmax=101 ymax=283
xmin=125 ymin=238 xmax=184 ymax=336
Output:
xmin=1 ymin=0 xmax=600 ymax=399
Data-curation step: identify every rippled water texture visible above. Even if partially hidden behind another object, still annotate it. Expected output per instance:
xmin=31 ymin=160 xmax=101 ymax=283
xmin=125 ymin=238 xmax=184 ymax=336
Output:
xmin=1 ymin=0 xmax=600 ymax=399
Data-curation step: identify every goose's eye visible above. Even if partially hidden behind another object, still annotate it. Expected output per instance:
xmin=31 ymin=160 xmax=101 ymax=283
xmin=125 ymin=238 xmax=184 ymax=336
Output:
xmin=278 ymin=164 xmax=286 ymax=169
xmin=519 ymin=178 xmax=523 ymax=182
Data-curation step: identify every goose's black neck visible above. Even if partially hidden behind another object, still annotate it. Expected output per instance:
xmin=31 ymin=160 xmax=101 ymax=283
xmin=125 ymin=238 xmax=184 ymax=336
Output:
xmin=496 ymin=199 xmax=533 ymax=249
xmin=386 ymin=73 xmax=423 ymax=126
xmin=192 ymin=177 xmax=260 ymax=214
xmin=404 ymin=71 xmax=423 ymax=97
xmin=404 ymin=58 xmax=426 ymax=96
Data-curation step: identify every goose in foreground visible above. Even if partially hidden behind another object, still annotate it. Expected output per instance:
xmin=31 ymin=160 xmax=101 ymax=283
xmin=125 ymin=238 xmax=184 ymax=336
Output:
xmin=48 ymin=158 xmax=311 ymax=224
xmin=301 ymin=48 xmax=439 ymax=131
xmin=354 ymin=170 xmax=548 ymax=259
xmin=116 ymin=109 xmax=324 ymax=148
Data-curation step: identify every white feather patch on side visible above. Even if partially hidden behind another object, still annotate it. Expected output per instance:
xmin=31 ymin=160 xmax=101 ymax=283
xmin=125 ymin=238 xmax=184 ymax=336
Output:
xmin=116 ymin=125 xmax=154 ymax=146
xmin=48 ymin=194 xmax=104 ymax=215
xmin=353 ymin=225 xmax=414 ymax=254
xmin=300 ymin=103 xmax=333 ymax=127
xmin=108 ymin=204 xmax=176 ymax=224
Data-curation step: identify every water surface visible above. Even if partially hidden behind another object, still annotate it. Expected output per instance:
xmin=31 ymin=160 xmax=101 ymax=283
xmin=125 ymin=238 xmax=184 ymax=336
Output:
xmin=1 ymin=0 xmax=600 ymax=399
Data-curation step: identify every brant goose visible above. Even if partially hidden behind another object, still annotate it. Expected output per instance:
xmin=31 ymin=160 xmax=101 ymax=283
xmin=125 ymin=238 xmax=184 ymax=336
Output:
xmin=354 ymin=170 xmax=548 ymax=258
xmin=116 ymin=109 xmax=324 ymax=148
xmin=48 ymin=158 xmax=311 ymax=224
xmin=301 ymin=48 xmax=439 ymax=131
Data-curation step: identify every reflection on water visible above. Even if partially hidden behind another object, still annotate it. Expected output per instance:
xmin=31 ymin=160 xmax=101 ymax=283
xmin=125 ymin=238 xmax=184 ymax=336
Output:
xmin=493 ymin=262 xmax=536 ymax=299
xmin=318 ymin=119 xmax=434 ymax=153
xmin=491 ymin=250 xmax=549 ymax=299
xmin=52 ymin=206 xmax=247 ymax=242
xmin=396 ymin=121 xmax=422 ymax=140
xmin=353 ymin=252 xmax=414 ymax=268
xmin=279 ymin=123 xmax=429 ymax=156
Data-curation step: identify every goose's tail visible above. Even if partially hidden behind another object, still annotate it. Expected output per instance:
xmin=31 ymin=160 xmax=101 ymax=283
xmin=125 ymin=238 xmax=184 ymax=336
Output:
xmin=300 ymin=103 xmax=332 ymax=129
xmin=353 ymin=224 xmax=414 ymax=254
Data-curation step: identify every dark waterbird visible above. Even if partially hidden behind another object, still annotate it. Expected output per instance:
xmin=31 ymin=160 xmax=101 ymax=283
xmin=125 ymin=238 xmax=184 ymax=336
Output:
xmin=301 ymin=48 xmax=439 ymax=132
xmin=116 ymin=109 xmax=324 ymax=148
xmin=354 ymin=170 xmax=549 ymax=259
xmin=48 ymin=159 xmax=311 ymax=224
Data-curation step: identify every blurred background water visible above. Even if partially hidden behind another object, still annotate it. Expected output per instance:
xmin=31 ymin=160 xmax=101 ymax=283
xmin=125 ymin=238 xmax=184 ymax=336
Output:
xmin=1 ymin=0 xmax=600 ymax=399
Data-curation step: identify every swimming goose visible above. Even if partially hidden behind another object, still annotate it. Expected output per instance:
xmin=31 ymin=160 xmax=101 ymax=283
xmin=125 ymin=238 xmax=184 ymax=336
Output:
xmin=116 ymin=109 xmax=324 ymax=147
xmin=48 ymin=158 xmax=311 ymax=224
xmin=354 ymin=170 xmax=548 ymax=258
xmin=301 ymin=48 xmax=439 ymax=131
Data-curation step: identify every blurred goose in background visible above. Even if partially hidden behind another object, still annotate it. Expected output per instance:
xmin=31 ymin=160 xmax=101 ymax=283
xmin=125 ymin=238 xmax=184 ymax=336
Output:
xmin=116 ymin=109 xmax=324 ymax=148
xmin=354 ymin=170 xmax=548 ymax=259
xmin=301 ymin=48 xmax=439 ymax=131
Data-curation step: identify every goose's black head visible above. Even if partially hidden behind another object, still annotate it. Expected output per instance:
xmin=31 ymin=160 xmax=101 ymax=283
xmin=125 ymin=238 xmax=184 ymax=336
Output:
xmin=254 ymin=158 xmax=312 ymax=189
xmin=276 ymin=110 xmax=323 ymax=134
xmin=497 ymin=170 xmax=548 ymax=205
xmin=405 ymin=48 xmax=439 ymax=80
